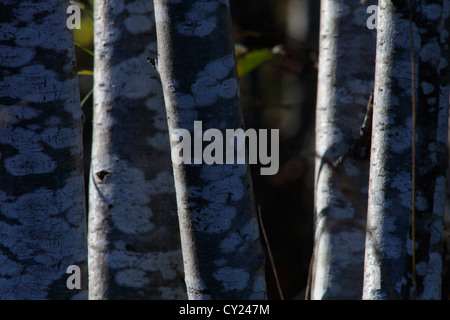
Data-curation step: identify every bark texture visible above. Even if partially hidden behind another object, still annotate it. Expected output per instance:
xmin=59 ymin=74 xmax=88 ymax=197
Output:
xmin=0 ymin=0 xmax=87 ymax=299
xmin=363 ymin=0 xmax=449 ymax=300
xmin=311 ymin=0 xmax=376 ymax=299
xmin=153 ymin=0 xmax=266 ymax=299
xmin=88 ymin=0 xmax=186 ymax=299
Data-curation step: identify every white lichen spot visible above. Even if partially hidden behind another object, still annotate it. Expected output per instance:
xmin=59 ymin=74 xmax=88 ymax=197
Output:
xmin=420 ymin=252 xmax=442 ymax=299
xmin=112 ymin=206 xmax=153 ymax=234
xmin=328 ymin=202 xmax=354 ymax=219
xmin=421 ymin=82 xmax=435 ymax=95
xmin=0 ymin=23 xmax=17 ymax=41
xmin=191 ymin=55 xmax=237 ymax=106
xmin=45 ymin=116 xmax=62 ymax=126
xmin=124 ymin=15 xmax=154 ymax=35
xmin=40 ymin=127 xmax=79 ymax=150
xmin=197 ymin=205 xmax=237 ymax=233
xmin=213 ymin=267 xmax=249 ymax=292
xmin=109 ymin=0 xmax=125 ymax=15
xmin=240 ymin=219 xmax=260 ymax=242
xmin=70 ymin=291 xmax=88 ymax=300
xmin=414 ymin=191 xmax=429 ymax=212
xmin=175 ymin=94 xmax=195 ymax=110
xmin=0 ymin=127 xmax=40 ymax=150
xmin=201 ymin=175 xmax=244 ymax=203
xmin=415 ymin=261 xmax=427 ymax=276
xmin=0 ymin=64 xmax=67 ymax=103
xmin=126 ymin=0 xmax=153 ymax=13
xmin=343 ymin=159 xmax=359 ymax=177
xmin=109 ymin=57 xmax=159 ymax=99
xmin=0 ymin=252 xmax=23 ymax=277
xmin=145 ymin=94 xmax=165 ymax=113
xmin=158 ymin=286 xmax=185 ymax=299
xmin=249 ymin=275 xmax=266 ymax=299
xmin=218 ymin=78 xmax=238 ymax=99
xmin=383 ymin=236 xmax=404 ymax=260
xmin=14 ymin=7 xmax=73 ymax=51
xmin=147 ymin=131 xmax=170 ymax=151
xmin=147 ymin=170 xmax=175 ymax=195
xmin=4 ymin=153 xmax=56 ymax=176
xmin=192 ymin=77 xmax=220 ymax=106
xmin=423 ymin=3 xmax=441 ymax=20
xmin=430 ymin=218 xmax=444 ymax=244
xmin=205 ymin=56 xmax=233 ymax=80
xmin=138 ymin=250 xmax=184 ymax=280
xmin=178 ymin=2 xmax=218 ymax=37
xmin=115 ymin=268 xmax=150 ymax=288
xmin=220 ymin=232 xmax=241 ymax=253
xmin=0 ymin=45 xmax=34 ymax=68
xmin=389 ymin=124 xmax=412 ymax=154
xmin=97 ymin=162 xmax=155 ymax=234
xmin=420 ymin=42 xmax=441 ymax=63
xmin=433 ymin=176 xmax=446 ymax=217
xmin=389 ymin=171 xmax=411 ymax=208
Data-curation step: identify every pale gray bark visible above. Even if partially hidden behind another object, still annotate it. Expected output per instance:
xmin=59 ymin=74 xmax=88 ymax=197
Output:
xmin=153 ymin=0 xmax=266 ymax=299
xmin=311 ymin=0 xmax=376 ymax=299
xmin=363 ymin=0 xmax=449 ymax=300
xmin=0 ymin=0 xmax=87 ymax=299
xmin=88 ymin=0 xmax=186 ymax=299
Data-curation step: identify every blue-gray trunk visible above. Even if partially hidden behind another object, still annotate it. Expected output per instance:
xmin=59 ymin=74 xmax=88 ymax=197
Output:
xmin=153 ymin=0 xmax=266 ymax=299
xmin=0 ymin=0 xmax=87 ymax=299
xmin=88 ymin=0 xmax=186 ymax=299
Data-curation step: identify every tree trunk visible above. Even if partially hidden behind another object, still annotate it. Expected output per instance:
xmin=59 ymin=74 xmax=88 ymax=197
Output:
xmin=363 ymin=0 xmax=449 ymax=300
xmin=311 ymin=0 xmax=376 ymax=299
xmin=153 ymin=0 xmax=266 ymax=299
xmin=88 ymin=0 xmax=186 ymax=299
xmin=0 ymin=0 xmax=87 ymax=299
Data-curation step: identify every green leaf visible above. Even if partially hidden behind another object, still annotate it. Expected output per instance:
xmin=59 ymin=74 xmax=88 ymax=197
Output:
xmin=80 ymin=88 xmax=93 ymax=108
xmin=74 ymin=41 xmax=94 ymax=56
xmin=235 ymin=43 xmax=248 ymax=57
xmin=78 ymin=69 xmax=93 ymax=76
xmin=72 ymin=1 xmax=85 ymax=9
xmin=237 ymin=48 xmax=273 ymax=78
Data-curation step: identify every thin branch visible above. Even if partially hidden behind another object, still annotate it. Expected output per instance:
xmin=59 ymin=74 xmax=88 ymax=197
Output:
xmin=257 ymin=206 xmax=284 ymax=300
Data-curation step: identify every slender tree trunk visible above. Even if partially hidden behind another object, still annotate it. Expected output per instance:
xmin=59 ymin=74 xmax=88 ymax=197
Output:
xmin=311 ymin=0 xmax=376 ymax=299
xmin=88 ymin=0 xmax=186 ymax=299
xmin=363 ymin=0 xmax=449 ymax=300
xmin=0 ymin=0 xmax=87 ymax=299
xmin=153 ymin=0 xmax=266 ymax=299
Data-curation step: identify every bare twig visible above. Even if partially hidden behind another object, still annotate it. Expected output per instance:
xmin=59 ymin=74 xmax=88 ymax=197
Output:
xmin=257 ymin=206 xmax=284 ymax=300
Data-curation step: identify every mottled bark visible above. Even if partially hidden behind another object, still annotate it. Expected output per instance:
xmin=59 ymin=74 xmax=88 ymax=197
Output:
xmin=0 ymin=0 xmax=87 ymax=299
xmin=88 ymin=0 xmax=186 ymax=299
xmin=153 ymin=0 xmax=266 ymax=299
xmin=363 ymin=0 xmax=449 ymax=300
xmin=311 ymin=0 xmax=376 ymax=299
